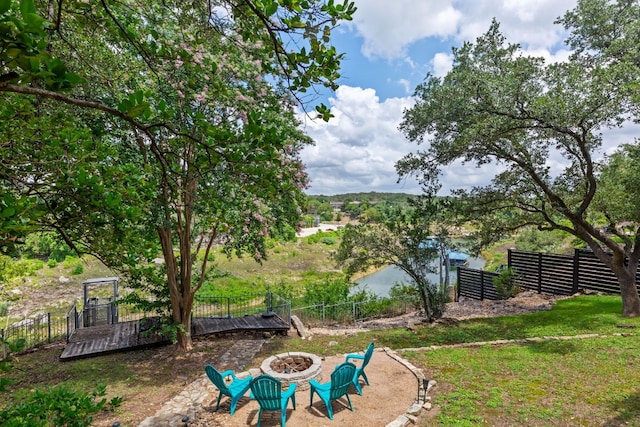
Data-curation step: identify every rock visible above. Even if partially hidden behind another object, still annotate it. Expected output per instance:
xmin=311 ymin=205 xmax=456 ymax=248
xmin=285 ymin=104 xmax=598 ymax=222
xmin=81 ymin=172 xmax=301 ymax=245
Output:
xmin=59 ymin=276 xmax=70 ymax=283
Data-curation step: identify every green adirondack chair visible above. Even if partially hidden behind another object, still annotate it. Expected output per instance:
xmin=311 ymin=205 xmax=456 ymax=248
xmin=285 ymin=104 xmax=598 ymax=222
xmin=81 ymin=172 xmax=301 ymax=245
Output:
xmin=204 ymin=364 xmax=252 ymax=415
xmin=345 ymin=342 xmax=374 ymax=395
xmin=309 ymin=362 xmax=357 ymax=420
xmin=249 ymin=375 xmax=297 ymax=427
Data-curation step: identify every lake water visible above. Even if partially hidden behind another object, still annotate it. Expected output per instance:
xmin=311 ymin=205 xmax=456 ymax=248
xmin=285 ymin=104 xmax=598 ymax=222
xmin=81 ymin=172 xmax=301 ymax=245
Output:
xmin=354 ymin=254 xmax=485 ymax=298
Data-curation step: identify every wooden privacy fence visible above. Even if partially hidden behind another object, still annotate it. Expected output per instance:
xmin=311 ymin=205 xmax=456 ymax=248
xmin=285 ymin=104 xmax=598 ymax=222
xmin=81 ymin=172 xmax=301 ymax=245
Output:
xmin=458 ymin=249 xmax=640 ymax=300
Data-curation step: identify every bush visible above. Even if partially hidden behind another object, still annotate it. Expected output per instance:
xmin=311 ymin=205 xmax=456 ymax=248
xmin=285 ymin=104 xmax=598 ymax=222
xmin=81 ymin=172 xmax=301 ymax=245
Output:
xmin=22 ymin=232 xmax=73 ymax=261
xmin=389 ymin=282 xmax=421 ymax=310
xmin=46 ymin=258 xmax=58 ymax=268
xmin=0 ymin=301 xmax=8 ymax=317
xmin=319 ymin=237 xmax=336 ymax=245
xmin=71 ymin=263 xmax=84 ymax=275
xmin=0 ymin=256 xmax=44 ymax=280
xmin=0 ymin=383 xmax=121 ymax=427
xmin=493 ymin=267 xmax=519 ymax=299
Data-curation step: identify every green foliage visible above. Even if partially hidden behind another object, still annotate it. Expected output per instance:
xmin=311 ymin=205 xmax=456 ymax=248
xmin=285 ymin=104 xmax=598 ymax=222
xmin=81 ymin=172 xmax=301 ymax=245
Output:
xmin=0 ymin=337 xmax=26 ymax=392
xmin=0 ymin=300 xmax=8 ymax=317
xmin=0 ymin=255 xmax=43 ymax=280
xmin=334 ymin=198 xmax=449 ymax=321
xmin=70 ymin=263 xmax=84 ymax=275
xmin=398 ymin=5 xmax=640 ymax=314
xmin=319 ymin=236 xmax=336 ymax=245
xmin=46 ymin=258 xmax=57 ymax=268
xmin=389 ymin=282 xmax=422 ymax=310
xmin=515 ymin=228 xmax=570 ymax=253
xmin=492 ymin=267 xmax=519 ymax=299
xmin=22 ymin=232 xmax=73 ymax=261
xmin=0 ymin=383 xmax=121 ymax=427
xmin=304 ymin=230 xmax=340 ymax=244
xmin=303 ymin=277 xmax=352 ymax=306
xmin=0 ymin=0 xmax=358 ymax=350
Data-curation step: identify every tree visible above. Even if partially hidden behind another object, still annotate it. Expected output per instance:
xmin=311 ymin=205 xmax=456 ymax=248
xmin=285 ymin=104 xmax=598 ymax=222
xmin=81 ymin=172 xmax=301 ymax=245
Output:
xmin=334 ymin=199 xmax=448 ymax=322
xmin=0 ymin=0 xmax=356 ymax=350
xmin=398 ymin=2 xmax=640 ymax=318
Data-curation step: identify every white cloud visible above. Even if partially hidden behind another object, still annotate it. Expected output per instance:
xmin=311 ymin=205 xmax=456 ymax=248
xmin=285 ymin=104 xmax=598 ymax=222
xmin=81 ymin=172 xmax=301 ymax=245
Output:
xmin=350 ymin=0 xmax=577 ymax=61
xmin=300 ymin=0 xmax=640 ymax=197
xmin=431 ymin=52 xmax=454 ymax=78
xmin=351 ymin=0 xmax=461 ymax=59
xmin=300 ymin=86 xmax=419 ymax=195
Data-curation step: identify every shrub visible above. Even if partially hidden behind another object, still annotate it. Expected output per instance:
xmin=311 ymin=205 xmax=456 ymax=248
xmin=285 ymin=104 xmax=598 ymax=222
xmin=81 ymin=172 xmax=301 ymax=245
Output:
xmin=0 ymin=301 xmax=8 ymax=317
xmin=493 ymin=267 xmax=519 ymax=299
xmin=0 ymin=383 xmax=121 ymax=427
xmin=71 ymin=263 xmax=84 ymax=275
xmin=319 ymin=237 xmax=336 ymax=245
xmin=46 ymin=258 xmax=58 ymax=268
xmin=389 ymin=282 xmax=421 ymax=310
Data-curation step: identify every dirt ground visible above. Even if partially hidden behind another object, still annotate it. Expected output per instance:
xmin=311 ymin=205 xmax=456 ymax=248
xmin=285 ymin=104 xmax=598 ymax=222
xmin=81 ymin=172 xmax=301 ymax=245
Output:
xmin=190 ymin=350 xmax=423 ymax=427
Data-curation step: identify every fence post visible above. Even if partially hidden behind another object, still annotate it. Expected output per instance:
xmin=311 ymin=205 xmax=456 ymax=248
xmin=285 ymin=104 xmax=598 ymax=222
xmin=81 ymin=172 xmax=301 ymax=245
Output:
xmin=47 ymin=313 xmax=51 ymax=343
xmin=573 ymin=248 xmax=580 ymax=294
xmin=352 ymin=301 xmax=356 ymax=323
xmin=1 ymin=329 xmax=5 ymax=360
xmin=480 ymin=270 xmax=485 ymax=300
xmin=322 ymin=303 xmax=325 ymax=325
xmin=537 ymin=252 xmax=543 ymax=293
xmin=456 ymin=267 xmax=461 ymax=301
xmin=227 ymin=297 xmax=230 ymax=318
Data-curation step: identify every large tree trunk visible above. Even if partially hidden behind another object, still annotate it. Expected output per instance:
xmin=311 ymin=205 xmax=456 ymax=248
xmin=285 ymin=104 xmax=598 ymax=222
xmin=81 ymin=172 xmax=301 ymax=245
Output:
xmin=600 ymin=248 xmax=640 ymax=318
xmin=158 ymin=226 xmax=194 ymax=351
xmin=611 ymin=262 xmax=640 ymax=318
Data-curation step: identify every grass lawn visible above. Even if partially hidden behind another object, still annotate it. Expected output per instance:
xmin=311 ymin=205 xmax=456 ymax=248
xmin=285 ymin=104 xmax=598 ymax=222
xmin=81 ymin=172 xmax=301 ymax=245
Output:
xmin=2 ymin=294 xmax=640 ymax=426
xmin=405 ymin=335 xmax=640 ymax=426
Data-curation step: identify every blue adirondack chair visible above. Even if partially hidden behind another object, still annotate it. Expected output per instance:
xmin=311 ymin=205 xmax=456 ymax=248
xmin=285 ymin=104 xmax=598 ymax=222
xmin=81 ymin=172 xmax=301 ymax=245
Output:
xmin=249 ymin=375 xmax=297 ymax=427
xmin=204 ymin=364 xmax=252 ymax=415
xmin=345 ymin=342 xmax=374 ymax=395
xmin=309 ymin=362 xmax=357 ymax=420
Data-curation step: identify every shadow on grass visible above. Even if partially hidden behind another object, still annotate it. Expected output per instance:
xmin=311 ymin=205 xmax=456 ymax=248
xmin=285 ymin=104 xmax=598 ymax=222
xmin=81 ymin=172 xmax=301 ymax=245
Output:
xmin=523 ymin=340 xmax=578 ymax=355
xmin=606 ymin=390 xmax=640 ymax=426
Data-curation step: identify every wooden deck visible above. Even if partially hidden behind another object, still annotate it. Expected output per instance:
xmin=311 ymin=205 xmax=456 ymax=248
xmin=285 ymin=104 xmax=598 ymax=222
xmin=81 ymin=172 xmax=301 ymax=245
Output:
xmin=60 ymin=314 xmax=289 ymax=361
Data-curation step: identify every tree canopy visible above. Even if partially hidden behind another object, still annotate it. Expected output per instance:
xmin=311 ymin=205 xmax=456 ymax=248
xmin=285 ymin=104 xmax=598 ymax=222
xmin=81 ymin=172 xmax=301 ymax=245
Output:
xmin=398 ymin=0 xmax=640 ymax=317
xmin=0 ymin=0 xmax=356 ymax=349
xmin=334 ymin=198 xmax=450 ymax=321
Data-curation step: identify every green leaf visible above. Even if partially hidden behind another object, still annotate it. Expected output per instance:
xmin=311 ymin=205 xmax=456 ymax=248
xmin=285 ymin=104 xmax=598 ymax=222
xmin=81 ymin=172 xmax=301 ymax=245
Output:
xmin=19 ymin=0 xmax=35 ymax=19
xmin=0 ymin=207 xmax=16 ymax=218
xmin=125 ymin=102 xmax=150 ymax=118
xmin=0 ymin=0 xmax=12 ymax=15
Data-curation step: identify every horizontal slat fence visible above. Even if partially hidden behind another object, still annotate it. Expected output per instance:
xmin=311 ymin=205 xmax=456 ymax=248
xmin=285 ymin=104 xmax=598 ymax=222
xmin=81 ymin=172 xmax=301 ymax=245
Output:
xmin=508 ymin=251 xmax=575 ymax=295
xmin=458 ymin=248 xmax=640 ymax=300
xmin=457 ymin=268 xmax=499 ymax=300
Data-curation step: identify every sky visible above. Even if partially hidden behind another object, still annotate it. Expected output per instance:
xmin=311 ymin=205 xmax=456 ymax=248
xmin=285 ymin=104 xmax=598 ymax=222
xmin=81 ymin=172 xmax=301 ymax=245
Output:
xmin=298 ymin=0 xmax=639 ymax=196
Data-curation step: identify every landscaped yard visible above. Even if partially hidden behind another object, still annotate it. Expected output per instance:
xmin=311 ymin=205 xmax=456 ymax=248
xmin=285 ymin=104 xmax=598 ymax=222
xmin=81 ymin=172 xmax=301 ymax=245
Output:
xmin=2 ymin=294 xmax=639 ymax=426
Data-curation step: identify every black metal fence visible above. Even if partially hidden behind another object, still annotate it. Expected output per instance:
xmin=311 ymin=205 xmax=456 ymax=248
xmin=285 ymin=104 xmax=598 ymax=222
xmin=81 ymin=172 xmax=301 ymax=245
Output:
xmin=1 ymin=312 xmax=67 ymax=359
xmin=292 ymin=296 xmax=412 ymax=327
xmin=458 ymin=249 xmax=640 ymax=300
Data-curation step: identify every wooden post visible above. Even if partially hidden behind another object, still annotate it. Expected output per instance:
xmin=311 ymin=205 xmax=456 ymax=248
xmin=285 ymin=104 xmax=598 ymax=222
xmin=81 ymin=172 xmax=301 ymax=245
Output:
xmin=573 ymin=249 xmax=580 ymax=294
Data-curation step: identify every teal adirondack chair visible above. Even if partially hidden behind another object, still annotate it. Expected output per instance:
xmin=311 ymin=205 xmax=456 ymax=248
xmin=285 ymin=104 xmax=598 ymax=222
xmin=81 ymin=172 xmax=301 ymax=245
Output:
xmin=249 ymin=375 xmax=297 ymax=427
xmin=309 ymin=362 xmax=357 ymax=420
xmin=345 ymin=342 xmax=374 ymax=395
xmin=204 ymin=364 xmax=252 ymax=415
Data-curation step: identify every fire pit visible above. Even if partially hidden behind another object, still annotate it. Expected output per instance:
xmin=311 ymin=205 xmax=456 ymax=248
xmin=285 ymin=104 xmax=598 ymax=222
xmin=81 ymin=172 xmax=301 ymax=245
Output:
xmin=260 ymin=352 xmax=322 ymax=391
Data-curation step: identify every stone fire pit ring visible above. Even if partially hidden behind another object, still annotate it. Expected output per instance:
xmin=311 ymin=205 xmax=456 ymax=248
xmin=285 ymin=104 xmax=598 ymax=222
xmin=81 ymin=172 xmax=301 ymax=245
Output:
xmin=260 ymin=352 xmax=323 ymax=391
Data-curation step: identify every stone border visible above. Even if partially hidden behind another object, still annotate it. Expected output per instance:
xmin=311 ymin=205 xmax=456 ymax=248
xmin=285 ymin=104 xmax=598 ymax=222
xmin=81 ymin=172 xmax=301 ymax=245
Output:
xmin=381 ymin=347 xmax=435 ymax=427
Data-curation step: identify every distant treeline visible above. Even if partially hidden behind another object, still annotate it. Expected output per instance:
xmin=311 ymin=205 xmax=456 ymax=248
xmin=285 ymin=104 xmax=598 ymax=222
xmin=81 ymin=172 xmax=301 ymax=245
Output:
xmin=307 ymin=192 xmax=418 ymax=205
